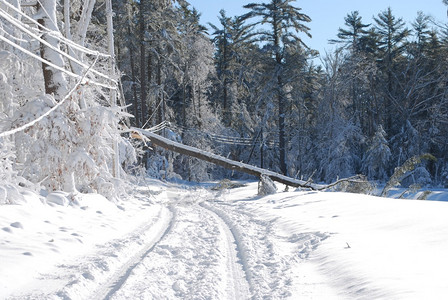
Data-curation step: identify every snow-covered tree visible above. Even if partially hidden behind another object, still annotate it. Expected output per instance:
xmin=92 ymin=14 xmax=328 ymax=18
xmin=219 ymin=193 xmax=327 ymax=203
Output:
xmin=0 ymin=0 xmax=134 ymax=200
xmin=241 ymin=0 xmax=311 ymax=176
xmin=362 ymin=125 xmax=391 ymax=181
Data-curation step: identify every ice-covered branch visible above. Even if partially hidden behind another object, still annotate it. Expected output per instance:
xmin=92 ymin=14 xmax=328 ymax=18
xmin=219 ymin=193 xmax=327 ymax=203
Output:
xmin=0 ymin=7 xmax=116 ymax=84
xmin=0 ymin=0 xmax=110 ymax=58
xmin=0 ymin=34 xmax=116 ymax=89
xmin=0 ymin=56 xmax=99 ymax=138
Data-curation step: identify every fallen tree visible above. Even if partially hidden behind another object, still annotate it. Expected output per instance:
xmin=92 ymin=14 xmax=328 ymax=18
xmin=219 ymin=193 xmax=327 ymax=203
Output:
xmin=132 ymin=128 xmax=366 ymax=191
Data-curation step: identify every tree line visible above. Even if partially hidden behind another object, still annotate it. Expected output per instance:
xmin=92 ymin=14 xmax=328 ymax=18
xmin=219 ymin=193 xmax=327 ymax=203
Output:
xmin=113 ymin=0 xmax=448 ymax=186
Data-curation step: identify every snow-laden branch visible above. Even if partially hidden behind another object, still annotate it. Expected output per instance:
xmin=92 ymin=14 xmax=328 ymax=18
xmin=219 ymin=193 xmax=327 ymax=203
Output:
xmin=0 ymin=34 xmax=116 ymax=89
xmin=0 ymin=7 xmax=116 ymax=84
xmin=0 ymin=56 xmax=99 ymax=138
xmin=0 ymin=0 xmax=110 ymax=58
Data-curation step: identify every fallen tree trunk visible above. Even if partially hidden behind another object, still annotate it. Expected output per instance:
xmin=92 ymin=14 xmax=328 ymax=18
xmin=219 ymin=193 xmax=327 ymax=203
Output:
xmin=132 ymin=128 xmax=324 ymax=190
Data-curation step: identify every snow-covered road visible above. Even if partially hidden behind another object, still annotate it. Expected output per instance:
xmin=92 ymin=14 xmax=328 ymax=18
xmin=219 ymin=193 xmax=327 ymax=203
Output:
xmin=3 ymin=180 xmax=448 ymax=299
xmin=105 ymin=191 xmax=252 ymax=300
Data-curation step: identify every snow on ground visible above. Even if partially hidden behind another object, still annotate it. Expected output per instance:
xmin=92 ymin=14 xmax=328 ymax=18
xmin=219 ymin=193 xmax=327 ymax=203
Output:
xmin=1 ymin=179 xmax=448 ymax=299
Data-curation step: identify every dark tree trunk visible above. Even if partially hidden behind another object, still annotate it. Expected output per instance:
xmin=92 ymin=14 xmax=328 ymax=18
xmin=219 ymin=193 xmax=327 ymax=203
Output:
xmin=128 ymin=25 xmax=139 ymax=127
xmin=139 ymin=0 xmax=147 ymax=126
xmin=147 ymin=50 xmax=153 ymax=126
xmin=157 ymin=58 xmax=164 ymax=128
xmin=278 ymin=73 xmax=287 ymax=175
xmin=37 ymin=0 xmax=67 ymax=99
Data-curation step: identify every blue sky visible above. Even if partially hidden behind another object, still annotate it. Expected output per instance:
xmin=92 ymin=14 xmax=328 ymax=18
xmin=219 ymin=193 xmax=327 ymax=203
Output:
xmin=188 ymin=0 xmax=448 ymax=58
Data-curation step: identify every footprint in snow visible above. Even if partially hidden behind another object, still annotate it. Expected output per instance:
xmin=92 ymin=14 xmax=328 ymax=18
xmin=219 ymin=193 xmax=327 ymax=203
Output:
xmin=2 ymin=227 xmax=12 ymax=233
xmin=22 ymin=252 xmax=33 ymax=256
xmin=82 ymin=272 xmax=95 ymax=280
xmin=10 ymin=222 xmax=23 ymax=229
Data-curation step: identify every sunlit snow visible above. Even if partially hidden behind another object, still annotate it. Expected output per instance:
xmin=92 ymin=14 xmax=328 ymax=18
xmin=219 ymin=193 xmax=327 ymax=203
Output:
xmin=1 ymin=180 xmax=448 ymax=299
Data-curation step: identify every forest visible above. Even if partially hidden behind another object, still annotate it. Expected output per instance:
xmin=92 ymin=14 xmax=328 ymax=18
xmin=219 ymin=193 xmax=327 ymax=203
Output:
xmin=1 ymin=0 xmax=448 ymax=200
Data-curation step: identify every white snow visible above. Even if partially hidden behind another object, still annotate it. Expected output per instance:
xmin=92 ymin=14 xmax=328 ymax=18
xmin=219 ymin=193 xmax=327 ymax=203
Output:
xmin=1 ymin=180 xmax=448 ymax=299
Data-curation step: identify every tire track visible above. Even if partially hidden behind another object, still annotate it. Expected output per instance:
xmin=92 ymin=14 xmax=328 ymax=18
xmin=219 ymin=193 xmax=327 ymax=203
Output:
xmin=6 ymin=205 xmax=174 ymax=300
xmin=92 ymin=205 xmax=175 ymax=300
xmin=199 ymin=202 xmax=253 ymax=299
xmin=203 ymin=199 xmax=298 ymax=299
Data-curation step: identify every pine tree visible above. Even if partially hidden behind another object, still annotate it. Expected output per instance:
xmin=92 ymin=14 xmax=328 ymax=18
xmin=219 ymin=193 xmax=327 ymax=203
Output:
xmin=241 ymin=0 xmax=311 ymax=175
xmin=331 ymin=11 xmax=370 ymax=52
xmin=209 ymin=10 xmax=253 ymax=128
xmin=374 ymin=7 xmax=410 ymax=136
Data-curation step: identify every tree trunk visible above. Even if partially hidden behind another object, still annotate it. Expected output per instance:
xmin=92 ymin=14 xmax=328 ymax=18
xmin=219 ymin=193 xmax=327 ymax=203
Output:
xmin=139 ymin=0 xmax=147 ymax=126
xmin=157 ymin=58 xmax=163 ymax=126
xmin=147 ymin=50 xmax=153 ymax=126
xmin=128 ymin=32 xmax=139 ymax=126
xmin=106 ymin=0 xmax=120 ymax=179
xmin=37 ymin=0 xmax=68 ymax=99
xmin=182 ymin=82 xmax=186 ymax=130
xmin=273 ymin=17 xmax=287 ymax=176
xmin=37 ymin=0 xmax=75 ymax=193
xmin=278 ymin=74 xmax=287 ymax=175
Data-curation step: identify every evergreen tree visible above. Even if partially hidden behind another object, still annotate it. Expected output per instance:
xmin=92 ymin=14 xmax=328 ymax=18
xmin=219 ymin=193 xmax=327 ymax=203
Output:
xmin=331 ymin=11 xmax=370 ymax=52
xmin=374 ymin=7 xmax=410 ymax=136
xmin=241 ymin=0 xmax=311 ymax=175
xmin=209 ymin=10 xmax=253 ymax=128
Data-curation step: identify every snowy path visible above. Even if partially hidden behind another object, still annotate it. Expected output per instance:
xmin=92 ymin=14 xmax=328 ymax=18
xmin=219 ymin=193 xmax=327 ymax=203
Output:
xmin=3 ymin=184 xmax=336 ymax=300
xmin=198 ymin=204 xmax=251 ymax=299
xmin=107 ymin=189 xmax=251 ymax=299
xmin=5 ymin=181 xmax=447 ymax=299
xmin=6 ymin=204 xmax=174 ymax=299
xmin=94 ymin=205 xmax=175 ymax=300
xmin=203 ymin=199 xmax=318 ymax=299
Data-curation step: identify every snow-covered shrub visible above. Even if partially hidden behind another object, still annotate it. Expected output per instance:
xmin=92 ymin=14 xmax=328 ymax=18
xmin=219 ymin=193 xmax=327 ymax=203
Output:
xmin=0 ymin=137 xmax=16 ymax=185
xmin=0 ymin=184 xmax=25 ymax=205
xmin=317 ymin=116 xmax=363 ymax=183
xmin=362 ymin=125 xmax=391 ymax=181
xmin=258 ymin=175 xmax=277 ymax=196
xmin=400 ymin=166 xmax=432 ymax=188
xmin=391 ymin=121 xmax=422 ymax=168
xmin=146 ymin=153 xmax=168 ymax=180
xmin=0 ymin=135 xmax=21 ymax=205
xmin=0 ymin=45 xmax=43 ymax=203
xmin=119 ymin=137 xmax=137 ymax=171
